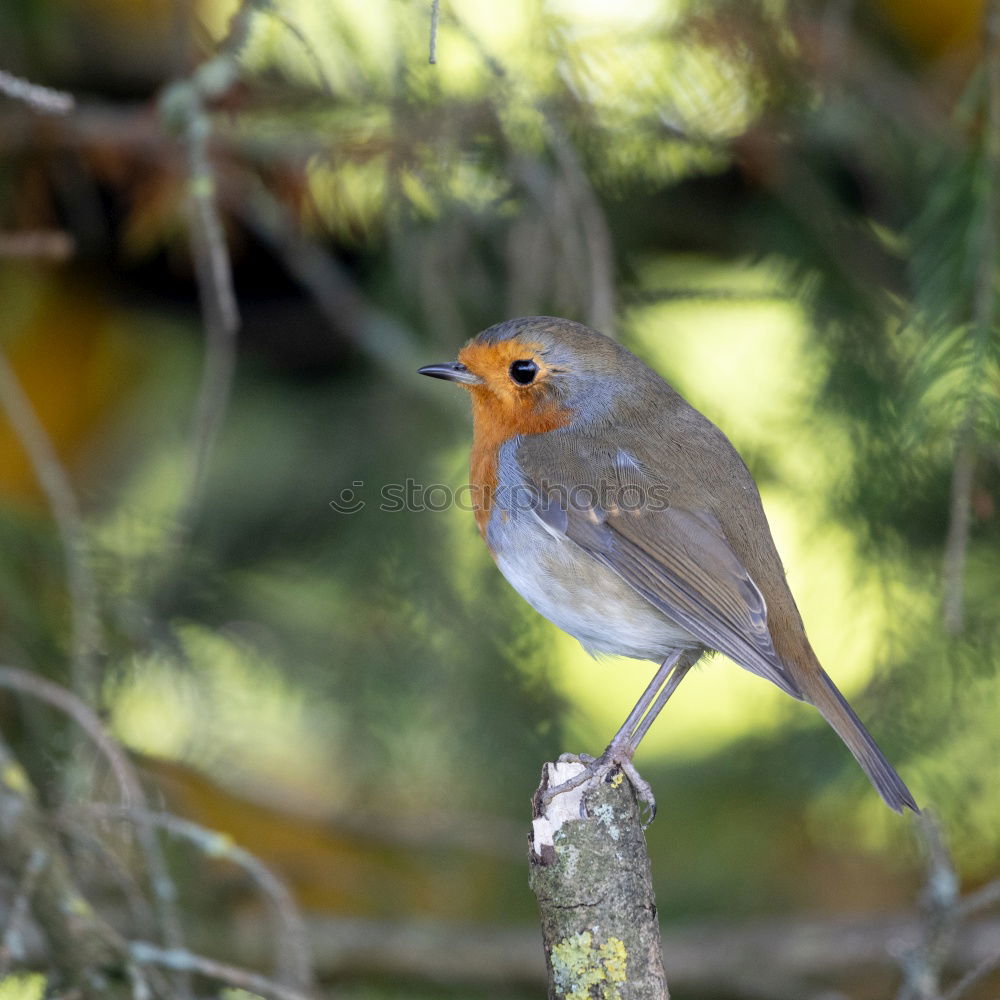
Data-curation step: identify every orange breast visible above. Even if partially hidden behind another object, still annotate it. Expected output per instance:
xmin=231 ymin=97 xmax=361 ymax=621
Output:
xmin=459 ymin=340 xmax=572 ymax=539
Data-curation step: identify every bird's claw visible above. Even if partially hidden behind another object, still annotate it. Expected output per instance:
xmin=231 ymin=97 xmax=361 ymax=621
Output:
xmin=541 ymin=749 xmax=658 ymax=827
xmin=619 ymin=758 xmax=657 ymax=827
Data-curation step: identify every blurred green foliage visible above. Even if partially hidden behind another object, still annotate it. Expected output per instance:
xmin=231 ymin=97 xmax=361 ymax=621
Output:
xmin=1 ymin=0 xmax=999 ymax=997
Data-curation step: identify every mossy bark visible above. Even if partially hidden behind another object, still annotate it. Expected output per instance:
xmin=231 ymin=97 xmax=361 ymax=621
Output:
xmin=529 ymin=762 xmax=668 ymax=1000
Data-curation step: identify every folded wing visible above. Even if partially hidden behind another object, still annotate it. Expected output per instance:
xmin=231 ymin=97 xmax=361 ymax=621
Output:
xmin=532 ymin=483 xmax=802 ymax=700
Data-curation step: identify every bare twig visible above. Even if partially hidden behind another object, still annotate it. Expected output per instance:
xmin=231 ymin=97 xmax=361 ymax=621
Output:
xmin=0 ymin=67 xmax=74 ymax=115
xmin=54 ymin=817 xmax=156 ymax=935
xmin=129 ymin=941 xmax=313 ymax=1000
xmin=181 ymin=133 xmax=240 ymax=517
xmin=0 ymin=667 xmax=142 ymax=807
xmin=81 ymin=804 xmax=313 ymax=991
xmin=0 ymin=735 xmax=126 ymax=999
xmin=429 ymin=0 xmax=441 ymax=64
xmin=165 ymin=79 xmax=240 ymax=521
xmin=0 ymin=354 xmax=100 ymax=704
xmin=895 ymin=813 xmax=962 ymax=1000
xmin=0 ymin=847 xmax=47 ymax=976
xmin=941 ymin=947 xmax=1000 ymax=1000
xmin=0 ymin=100 xmax=335 ymax=163
xmin=942 ymin=0 xmax=1000 ymax=634
xmin=217 ymin=0 xmax=267 ymax=59
xmin=156 ymin=2 xmax=272 ymax=530
xmin=0 ymin=667 xmax=187 ymax=992
xmin=628 ymin=287 xmax=791 ymax=305
xmin=154 ymin=0 xmax=327 ymax=535
xmin=212 ymin=910 xmax=1000 ymax=996
xmin=7 ymin=897 xmax=1000 ymax=996
xmin=125 ymin=961 xmax=156 ymax=1000
xmin=0 ymin=230 xmax=75 ymax=259
xmin=891 ymin=818 xmax=1000 ymax=1000
xmin=958 ymin=879 xmax=1000 ymax=919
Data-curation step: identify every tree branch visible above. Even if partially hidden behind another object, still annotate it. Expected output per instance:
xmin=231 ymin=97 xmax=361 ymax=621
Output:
xmin=129 ymin=941 xmax=313 ymax=1000
xmin=529 ymin=761 xmax=669 ymax=999
xmin=78 ymin=804 xmax=313 ymax=992
xmin=0 ymin=354 xmax=100 ymax=703
xmin=0 ymin=667 xmax=187 ymax=993
xmin=429 ymin=0 xmax=441 ymax=64
xmin=0 ymin=735 xmax=132 ymax=999
xmin=0 ymin=230 xmax=74 ymax=259
xmin=0 ymin=67 xmax=74 ymax=115
xmin=158 ymin=62 xmax=241 ymax=524
xmin=202 ymin=908 xmax=1000 ymax=996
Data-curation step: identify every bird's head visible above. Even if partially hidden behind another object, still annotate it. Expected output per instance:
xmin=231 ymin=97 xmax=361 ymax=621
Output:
xmin=419 ymin=316 xmax=640 ymax=433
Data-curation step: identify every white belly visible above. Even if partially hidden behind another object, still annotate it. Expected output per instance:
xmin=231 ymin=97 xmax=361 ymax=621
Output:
xmin=490 ymin=511 xmax=695 ymax=661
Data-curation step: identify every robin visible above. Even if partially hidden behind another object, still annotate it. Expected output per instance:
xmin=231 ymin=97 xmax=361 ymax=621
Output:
xmin=419 ymin=316 xmax=918 ymax=817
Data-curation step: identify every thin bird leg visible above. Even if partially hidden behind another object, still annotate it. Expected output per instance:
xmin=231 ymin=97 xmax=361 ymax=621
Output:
xmin=542 ymin=650 xmax=685 ymax=812
xmin=542 ymin=649 xmax=702 ymax=824
xmin=605 ymin=649 xmax=685 ymax=755
xmin=619 ymin=651 xmax=698 ymax=755
xmin=595 ymin=650 xmax=698 ymax=821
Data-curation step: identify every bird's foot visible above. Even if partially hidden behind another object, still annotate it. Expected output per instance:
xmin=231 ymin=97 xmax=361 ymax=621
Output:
xmin=539 ymin=746 xmax=657 ymax=827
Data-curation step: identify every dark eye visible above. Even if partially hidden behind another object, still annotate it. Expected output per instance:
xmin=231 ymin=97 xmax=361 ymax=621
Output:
xmin=509 ymin=359 xmax=538 ymax=385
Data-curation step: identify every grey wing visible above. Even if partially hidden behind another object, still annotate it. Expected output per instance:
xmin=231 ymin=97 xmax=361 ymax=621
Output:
xmin=533 ymin=490 xmax=802 ymax=699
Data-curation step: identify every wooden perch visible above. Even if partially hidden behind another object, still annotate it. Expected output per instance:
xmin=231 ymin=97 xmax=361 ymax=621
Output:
xmin=529 ymin=761 xmax=669 ymax=999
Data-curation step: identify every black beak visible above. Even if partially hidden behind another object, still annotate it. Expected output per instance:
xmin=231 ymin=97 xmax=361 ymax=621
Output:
xmin=418 ymin=361 xmax=482 ymax=385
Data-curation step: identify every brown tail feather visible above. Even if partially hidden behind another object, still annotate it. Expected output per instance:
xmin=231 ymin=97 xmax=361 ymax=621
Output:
xmin=797 ymin=665 xmax=918 ymax=814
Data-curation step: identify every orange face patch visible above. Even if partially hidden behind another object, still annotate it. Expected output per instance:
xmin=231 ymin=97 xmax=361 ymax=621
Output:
xmin=457 ymin=339 xmax=572 ymax=538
